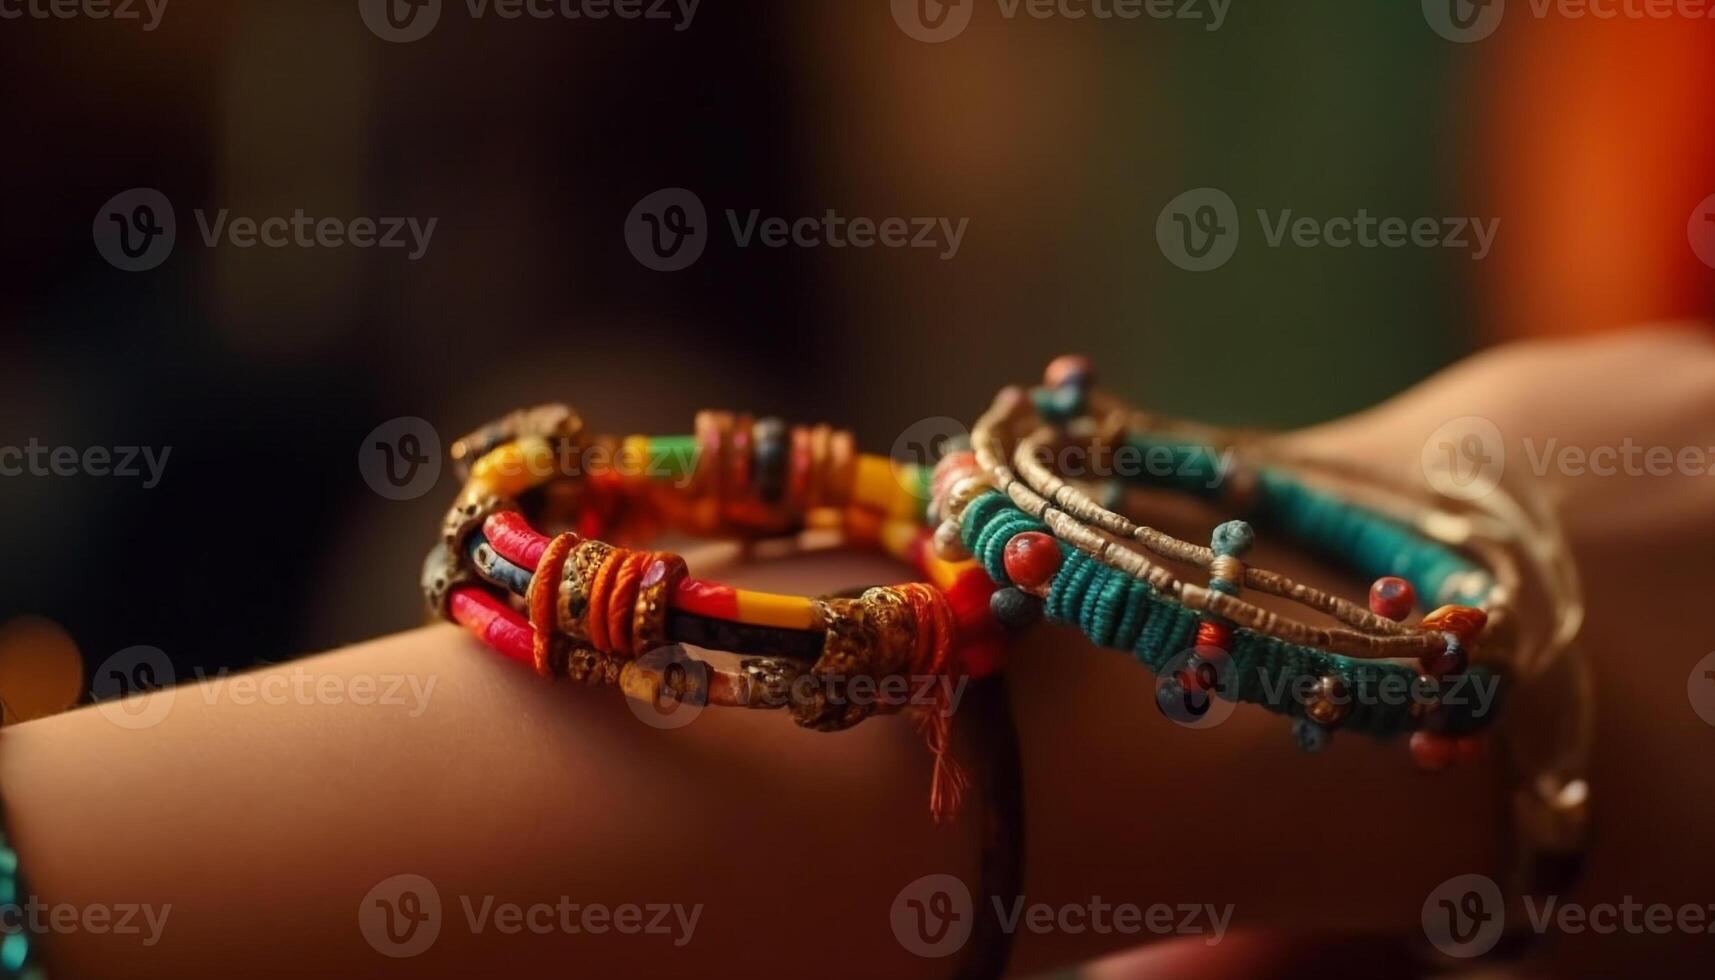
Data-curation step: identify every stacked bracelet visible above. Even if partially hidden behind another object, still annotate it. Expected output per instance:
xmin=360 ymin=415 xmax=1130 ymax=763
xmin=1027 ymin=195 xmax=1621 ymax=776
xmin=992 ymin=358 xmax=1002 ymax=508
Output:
xmin=423 ymin=405 xmax=1004 ymax=820
xmin=933 ymin=358 xmax=1516 ymax=766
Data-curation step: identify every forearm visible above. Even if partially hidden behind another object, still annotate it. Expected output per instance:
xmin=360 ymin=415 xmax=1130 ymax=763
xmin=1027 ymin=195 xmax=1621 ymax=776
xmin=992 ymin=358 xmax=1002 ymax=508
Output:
xmin=0 ymin=617 xmax=1502 ymax=978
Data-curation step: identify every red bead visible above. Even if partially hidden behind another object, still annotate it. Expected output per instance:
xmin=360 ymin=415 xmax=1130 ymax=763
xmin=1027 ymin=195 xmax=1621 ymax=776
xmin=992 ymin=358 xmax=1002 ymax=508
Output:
xmin=958 ymin=636 xmax=1007 ymax=680
xmin=1002 ymin=531 xmax=1062 ymax=591
xmin=1044 ymin=354 xmax=1094 ymax=389
xmin=1455 ymin=735 xmax=1485 ymax=764
xmin=1194 ymin=620 xmax=1233 ymax=650
xmin=1419 ymin=637 xmax=1468 ymax=678
xmin=1368 ymin=576 xmax=1415 ymax=622
xmin=1409 ymin=731 xmax=1457 ymax=771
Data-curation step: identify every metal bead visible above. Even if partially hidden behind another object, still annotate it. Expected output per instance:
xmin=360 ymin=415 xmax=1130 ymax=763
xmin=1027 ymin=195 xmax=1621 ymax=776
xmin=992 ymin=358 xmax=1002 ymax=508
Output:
xmin=1304 ymin=674 xmax=1351 ymax=727
xmin=439 ymin=487 xmax=509 ymax=551
xmin=419 ymin=541 xmax=473 ymax=620
xmin=737 ymin=657 xmax=802 ymax=709
xmin=943 ymin=474 xmax=992 ymax=521
xmin=932 ymin=519 xmax=970 ymax=561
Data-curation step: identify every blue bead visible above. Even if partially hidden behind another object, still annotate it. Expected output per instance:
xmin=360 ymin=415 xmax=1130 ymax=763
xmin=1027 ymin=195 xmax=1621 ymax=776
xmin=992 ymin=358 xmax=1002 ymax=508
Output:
xmin=1292 ymin=717 xmax=1331 ymax=753
xmin=1155 ymin=675 xmax=1212 ymax=724
xmin=1031 ymin=384 xmax=1087 ymax=424
xmin=1211 ymin=519 xmax=1255 ymax=557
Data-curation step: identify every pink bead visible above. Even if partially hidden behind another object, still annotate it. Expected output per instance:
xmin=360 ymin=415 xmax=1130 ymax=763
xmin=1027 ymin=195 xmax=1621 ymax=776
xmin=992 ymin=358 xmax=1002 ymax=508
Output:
xmin=1368 ymin=576 xmax=1415 ymax=622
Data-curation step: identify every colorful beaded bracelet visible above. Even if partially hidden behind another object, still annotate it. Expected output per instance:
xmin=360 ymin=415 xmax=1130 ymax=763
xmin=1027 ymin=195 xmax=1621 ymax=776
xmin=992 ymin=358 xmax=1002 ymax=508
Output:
xmin=423 ymin=405 xmax=1005 ymax=820
xmin=932 ymin=359 xmax=1517 ymax=766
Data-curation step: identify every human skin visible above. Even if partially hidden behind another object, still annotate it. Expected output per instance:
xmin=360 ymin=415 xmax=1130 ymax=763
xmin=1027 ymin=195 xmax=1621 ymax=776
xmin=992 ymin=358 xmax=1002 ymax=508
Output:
xmin=3 ymin=328 xmax=1711 ymax=978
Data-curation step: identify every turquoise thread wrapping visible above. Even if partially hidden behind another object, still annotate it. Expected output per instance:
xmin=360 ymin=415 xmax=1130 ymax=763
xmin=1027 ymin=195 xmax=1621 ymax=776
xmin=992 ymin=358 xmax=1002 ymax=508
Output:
xmin=1122 ymin=435 xmax=1487 ymax=605
xmin=960 ymin=490 xmax=1495 ymax=737
xmin=1252 ymin=470 xmax=1486 ymax=606
xmin=0 ymin=827 xmax=43 ymax=979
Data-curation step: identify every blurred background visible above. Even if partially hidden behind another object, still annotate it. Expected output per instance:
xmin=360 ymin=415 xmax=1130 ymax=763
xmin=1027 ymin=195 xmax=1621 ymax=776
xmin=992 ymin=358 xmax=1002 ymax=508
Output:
xmin=1 ymin=0 xmax=1712 ymax=693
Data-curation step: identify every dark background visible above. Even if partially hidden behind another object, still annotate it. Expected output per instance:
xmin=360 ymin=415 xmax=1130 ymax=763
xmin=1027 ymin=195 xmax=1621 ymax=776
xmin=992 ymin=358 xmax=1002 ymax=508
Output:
xmin=1 ymin=1 xmax=1710 ymax=689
